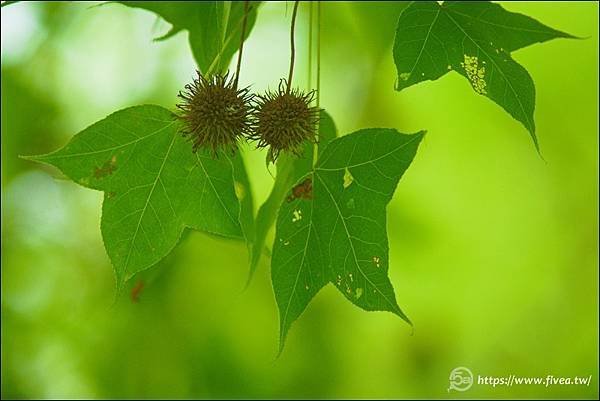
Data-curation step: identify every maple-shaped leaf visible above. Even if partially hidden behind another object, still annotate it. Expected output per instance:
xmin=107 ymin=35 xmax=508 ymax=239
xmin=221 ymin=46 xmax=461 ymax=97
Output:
xmin=26 ymin=105 xmax=244 ymax=288
xmin=272 ymin=128 xmax=425 ymax=351
xmin=393 ymin=1 xmax=575 ymax=149
xmin=118 ymin=1 xmax=261 ymax=74
xmin=248 ymin=110 xmax=337 ymax=284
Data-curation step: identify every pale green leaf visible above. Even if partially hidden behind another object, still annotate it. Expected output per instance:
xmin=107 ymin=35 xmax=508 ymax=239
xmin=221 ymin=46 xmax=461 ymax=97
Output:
xmin=232 ymin=149 xmax=255 ymax=259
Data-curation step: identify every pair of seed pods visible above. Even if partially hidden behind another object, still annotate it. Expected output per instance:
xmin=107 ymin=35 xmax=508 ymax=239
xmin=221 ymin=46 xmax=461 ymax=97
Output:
xmin=177 ymin=71 xmax=320 ymax=163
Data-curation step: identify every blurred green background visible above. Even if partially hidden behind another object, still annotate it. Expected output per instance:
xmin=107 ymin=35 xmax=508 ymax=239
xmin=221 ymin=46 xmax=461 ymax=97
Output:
xmin=1 ymin=1 xmax=598 ymax=399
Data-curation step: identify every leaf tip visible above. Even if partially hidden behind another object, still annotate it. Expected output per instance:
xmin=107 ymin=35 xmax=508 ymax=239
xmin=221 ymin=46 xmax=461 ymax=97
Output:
xmin=114 ymin=269 xmax=132 ymax=298
xmin=276 ymin=315 xmax=295 ymax=358
xmin=525 ymin=125 xmax=544 ymax=160
xmin=415 ymin=130 xmax=427 ymax=140
xmin=394 ymin=76 xmax=410 ymax=92
xmin=395 ymin=306 xmax=413 ymax=328
xmin=276 ymin=332 xmax=288 ymax=359
xmin=19 ymin=153 xmax=48 ymax=164
xmin=533 ymin=140 xmax=546 ymax=163
xmin=556 ymin=29 xmax=586 ymax=41
xmin=405 ymin=130 xmax=427 ymax=148
xmin=153 ymin=27 xmax=182 ymax=42
xmin=241 ymin=266 xmax=256 ymax=292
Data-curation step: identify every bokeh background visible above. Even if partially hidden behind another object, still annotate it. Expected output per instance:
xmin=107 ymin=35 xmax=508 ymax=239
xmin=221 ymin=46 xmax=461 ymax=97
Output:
xmin=1 ymin=1 xmax=598 ymax=399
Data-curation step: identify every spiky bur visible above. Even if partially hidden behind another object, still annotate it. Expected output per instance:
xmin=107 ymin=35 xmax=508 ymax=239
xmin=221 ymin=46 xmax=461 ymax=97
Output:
xmin=177 ymin=71 xmax=254 ymax=155
xmin=250 ymin=80 xmax=320 ymax=163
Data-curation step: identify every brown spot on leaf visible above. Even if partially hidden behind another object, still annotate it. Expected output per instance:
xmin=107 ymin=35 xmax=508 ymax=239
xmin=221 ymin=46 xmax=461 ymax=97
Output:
xmin=286 ymin=177 xmax=313 ymax=203
xmin=130 ymin=279 xmax=144 ymax=303
xmin=94 ymin=155 xmax=117 ymax=179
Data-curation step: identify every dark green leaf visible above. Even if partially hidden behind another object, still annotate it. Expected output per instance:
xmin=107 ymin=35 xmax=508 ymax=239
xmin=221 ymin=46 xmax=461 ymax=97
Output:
xmin=248 ymin=111 xmax=337 ymax=285
xmin=393 ymin=1 xmax=574 ymax=148
xmin=272 ymin=128 xmax=425 ymax=351
xmin=26 ymin=105 xmax=243 ymax=287
xmin=118 ymin=1 xmax=261 ymax=74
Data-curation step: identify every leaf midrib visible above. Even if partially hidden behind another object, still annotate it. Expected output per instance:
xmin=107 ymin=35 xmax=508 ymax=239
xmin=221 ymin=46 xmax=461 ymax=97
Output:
xmin=406 ymin=6 xmax=441 ymax=80
xmin=315 ymin=134 xmax=421 ymax=172
xmin=448 ymin=7 xmax=563 ymax=36
xmin=41 ymin=121 xmax=176 ymax=160
xmin=315 ymin=173 xmax=400 ymax=315
xmin=195 ymin=153 xmax=240 ymax=232
xmin=122 ymin=132 xmax=177 ymax=275
xmin=279 ymin=201 xmax=315 ymax=344
xmin=443 ymin=8 xmax=534 ymax=133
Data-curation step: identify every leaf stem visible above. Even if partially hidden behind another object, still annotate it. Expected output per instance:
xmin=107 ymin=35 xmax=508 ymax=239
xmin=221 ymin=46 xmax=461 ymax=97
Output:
xmin=287 ymin=0 xmax=300 ymax=93
xmin=312 ymin=1 xmax=322 ymax=167
xmin=235 ymin=0 xmax=250 ymax=88
xmin=316 ymin=0 xmax=321 ymax=109
xmin=308 ymin=1 xmax=313 ymax=89
xmin=312 ymin=1 xmax=321 ymax=167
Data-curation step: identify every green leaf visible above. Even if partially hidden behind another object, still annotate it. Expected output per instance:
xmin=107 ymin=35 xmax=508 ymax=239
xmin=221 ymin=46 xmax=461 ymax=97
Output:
xmin=271 ymin=128 xmax=425 ymax=351
xmin=232 ymin=149 xmax=255 ymax=260
xmin=26 ymin=105 xmax=243 ymax=288
xmin=248 ymin=111 xmax=337 ymax=285
xmin=393 ymin=1 xmax=574 ymax=149
xmin=118 ymin=1 xmax=261 ymax=74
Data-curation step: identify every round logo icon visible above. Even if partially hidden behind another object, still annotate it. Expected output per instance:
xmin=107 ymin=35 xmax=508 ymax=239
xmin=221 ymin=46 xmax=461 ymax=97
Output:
xmin=448 ymin=366 xmax=474 ymax=392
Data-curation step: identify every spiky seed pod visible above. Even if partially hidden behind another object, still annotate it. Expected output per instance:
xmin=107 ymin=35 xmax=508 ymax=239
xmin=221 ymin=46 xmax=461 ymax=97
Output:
xmin=177 ymin=71 xmax=254 ymax=155
xmin=250 ymin=80 xmax=320 ymax=163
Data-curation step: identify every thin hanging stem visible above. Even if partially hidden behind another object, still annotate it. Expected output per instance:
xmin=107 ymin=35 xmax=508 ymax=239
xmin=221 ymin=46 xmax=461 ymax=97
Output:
xmin=287 ymin=0 xmax=300 ymax=93
xmin=316 ymin=0 xmax=321 ymax=108
xmin=313 ymin=1 xmax=322 ymax=167
xmin=206 ymin=3 xmax=254 ymax=76
xmin=235 ymin=0 xmax=250 ymax=88
xmin=308 ymin=1 xmax=313 ymax=90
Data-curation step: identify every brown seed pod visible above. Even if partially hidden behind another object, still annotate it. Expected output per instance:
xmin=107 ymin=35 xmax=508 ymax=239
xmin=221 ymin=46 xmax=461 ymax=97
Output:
xmin=250 ymin=79 xmax=320 ymax=163
xmin=177 ymin=71 xmax=254 ymax=155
